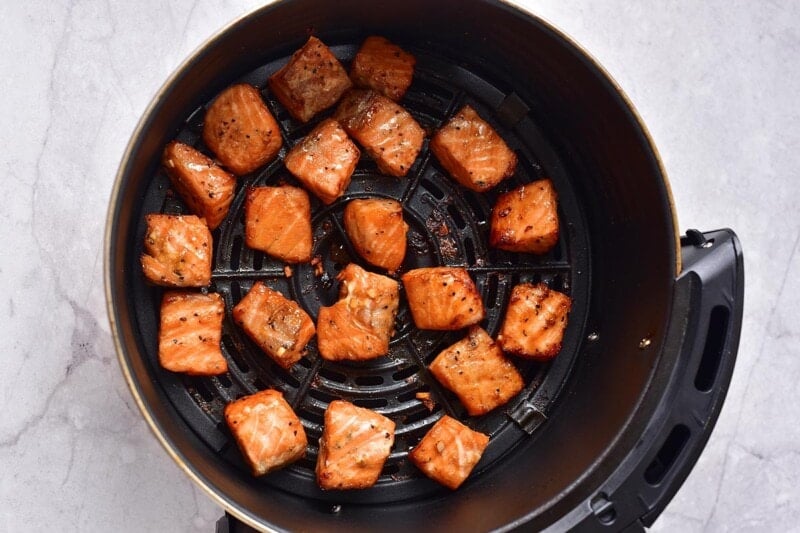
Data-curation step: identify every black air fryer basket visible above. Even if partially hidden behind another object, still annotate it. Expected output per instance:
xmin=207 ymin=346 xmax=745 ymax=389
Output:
xmin=105 ymin=1 xmax=744 ymax=531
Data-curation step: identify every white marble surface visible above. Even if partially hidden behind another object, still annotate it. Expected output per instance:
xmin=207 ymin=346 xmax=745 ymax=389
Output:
xmin=1 ymin=0 xmax=797 ymax=531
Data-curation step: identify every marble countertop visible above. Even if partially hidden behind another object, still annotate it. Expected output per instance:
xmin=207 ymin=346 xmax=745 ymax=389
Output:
xmin=2 ymin=0 xmax=797 ymax=530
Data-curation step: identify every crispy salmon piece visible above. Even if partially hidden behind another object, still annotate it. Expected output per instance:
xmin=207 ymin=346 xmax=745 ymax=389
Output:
xmin=429 ymin=327 xmax=524 ymax=416
xmin=158 ymin=291 xmax=227 ymax=375
xmin=316 ymin=400 xmax=395 ymax=490
xmin=350 ymin=36 xmax=416 ymax=101
xmin=141 ymin=214 xmax=212 ymax=287
xmin=317 ymin=263 xmax=400 ymax=361
xmin=224 ymin=389 xmax=307 ymax=477
xmin=232 ymin=282 xmax=315 ymax=369
xmin=343 ymin=198 xmax=408 ymax=273
xmin=268 ymin=36 xmax=352 ymax=123
xmin=335 ymin=89 xmax=424 ymax=177
xmin=497 ymin=283 xmax=572 ymax=360
xmin=244 ymin=185 xmax=312 ymax=263
xmin=490 ymin=179 xmax=559 ymax=254
xmin=162 ymin=141 xmax=236 ymax=230
xmin=409 ymin=415 xmax=489 ymax=490
xmin=431 ymin=105 xmax=517 ymax=192
xmin=202 ymin=83 xmax=283 ymax=176
xmin=401 ymin=267 xmax=485 ymax=330
xmin=283 ymin=119 xmax=360 ymax=204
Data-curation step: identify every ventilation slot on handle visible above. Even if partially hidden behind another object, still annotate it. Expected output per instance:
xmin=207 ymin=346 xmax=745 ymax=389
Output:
xmin=644 ymin=424 xmax=691 ymax=486
xmin=695 ymin=305 xmax=729 ymax=392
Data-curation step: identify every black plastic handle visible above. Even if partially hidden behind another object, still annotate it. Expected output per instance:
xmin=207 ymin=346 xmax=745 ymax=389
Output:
xmin=565 ymin=228 xmax=744 ymax=532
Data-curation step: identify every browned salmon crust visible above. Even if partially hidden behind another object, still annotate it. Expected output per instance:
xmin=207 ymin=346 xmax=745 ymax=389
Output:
xmin=350 ymin=36 xmax=416 ymax=101
xmin=202 ymin=83 xmax=283 ymax=176
xmin=334 ymin=89 xmax=424 ymax=177
xmin=317 ymin=264 xmax=400 ymax=361
xmin=141 ymin=214 xmax=212 ymax=287
xmin=431 ymin=105 xmax=517 ymax=192
xmin=244 ymin=185 xmax=313 ymax=263
xmin=429 ymin=326 xmax=524 ymax=416
xmin=490 ymin=179 xmax=559 ymax=254
xmin=316 ymin=400 xmax=395 ymax=490
xmin=158 ymin=291 xmax=227 ymax=375
xmin=401 ymin=267 xmax=485 ymax=330
xmin=409 ymin=415 xmax=489 ymax=490
xmin=268 ymin=36 xmax=353 ymax=123
xmin=497 ymin=283 xmax=572 ymax=360
xmin=232 ymin=282 xmax=315 ymax=369
xmin=162 ymin=141 xmax=236 ymax=230
xmin=283 ymin=119 xmax=360 ymax=205
xmin=343 ymin=198 xmax=408 ymax=273
xmin=224 ymin=389 xmax=308 ymax=476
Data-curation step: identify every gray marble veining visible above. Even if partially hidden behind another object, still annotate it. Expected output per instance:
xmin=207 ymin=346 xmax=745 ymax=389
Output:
xmin=1 ymin=0 xmax=797 ymax=531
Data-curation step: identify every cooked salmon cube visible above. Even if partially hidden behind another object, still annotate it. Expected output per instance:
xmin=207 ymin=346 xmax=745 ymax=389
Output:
xmin=283 ymin=119 xmax=360 ymax=204
xmin=232 ymin=282 xmax=315 ymax=369
xmin=162 ymin=141 xmax=236 ymax=230
xmin=317 ymin=263 xmax=400 ymax=361
xmin=334 ymin=89 xmax=424 ymax=177
xmin=431 ymin=105 xmax=517 ymax=192
xmin=343 ymin=198 xmax=408 ymax=273
xmin=401 ymin=267 xmax=485 ymax=330
xmin=409 ymin=415 xmax=489 ymax=490
xmin=429 ymin=327 xmax=524 ymax=416
xmin=316 ymin=400 xmax=395 ymax=490
xmin=158 ymin=291 xmax=227 ymax=375
xmin=141 ymin=214 xmax=212 ymax=287
xmin=490 ymin=179 xmax=559 ymax=254
xmin=350 ymin=36 xmax=416 ymax=101
xmin=268 ymin=36 xmax=352 ymax=123
xmin=244 ymin=185 xmax=312 ymax=263
xmin=224 ymin=389 xmax=307 ymax=477
xmin=497 ymin=283 xmax=572 ymax=360
xmin=202 ymin=83 xmax=283 ymax=176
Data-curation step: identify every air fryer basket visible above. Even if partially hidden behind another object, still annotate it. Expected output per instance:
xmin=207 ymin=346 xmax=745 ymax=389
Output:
xmin=105 ymin=1 xmax=744 ymax=531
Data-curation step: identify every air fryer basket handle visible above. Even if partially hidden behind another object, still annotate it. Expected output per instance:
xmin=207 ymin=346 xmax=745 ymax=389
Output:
xmin=567 ymin=229 xmax=744 ymax=532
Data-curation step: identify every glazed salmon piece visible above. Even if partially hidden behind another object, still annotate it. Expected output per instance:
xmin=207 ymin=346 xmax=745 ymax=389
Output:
xmin=141 ymin=214 xmax=212 ymax=287
xmin=158 ymin=291 xmax=227 ymax=375
xmin=335 ymin=89 xmax=424 ymax=177
xmin=490 ymin=179 xmax=559 ymax=254
xmin=202 ymin=83 xmax=283 ymax=176
xmin=350 ymin=36 xmax=416 ymax=101
xmin=268 ymin=36 xmax=352 ymax=123
xmin=409 ymin=415 xmax=489 ymax=490
xmin=401 ymin=267 xmax=485 ymax=330
xmin=497 ymin=283 xmax=572 ymax=360
xmin=233 ymin=282 xmax=315 ymax=369
xmin=283 ymin=119 xmax=360 ymax=204
xmin=343 ymin=198 xmax=408 ymax=273
xmin=224 ymin=389 xmax=308 ymax=477
xmin=161 ymin=141 xmax=236 ymax=230
xmin=431 ymin=105 xmax=517 ymax=192
xmin=317 ymin=263 xmax=400 ymax=361
xmin=245 ymin=185 xmax=312 ymax=263
xmin=429 ymin=326 xmax=524 ymax=416
xmin=316 ymin=400 xmax=395 ymax=490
